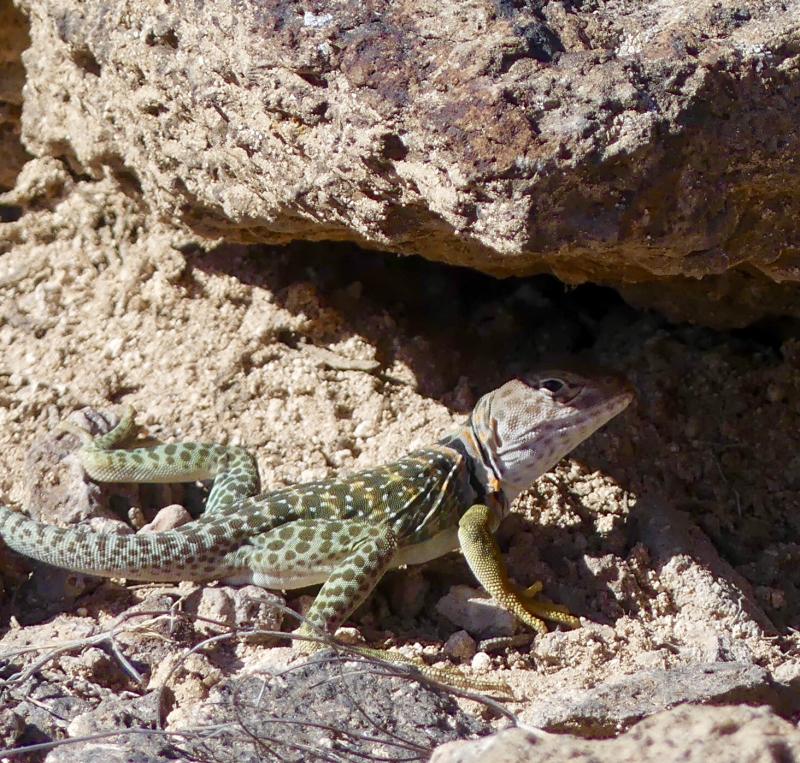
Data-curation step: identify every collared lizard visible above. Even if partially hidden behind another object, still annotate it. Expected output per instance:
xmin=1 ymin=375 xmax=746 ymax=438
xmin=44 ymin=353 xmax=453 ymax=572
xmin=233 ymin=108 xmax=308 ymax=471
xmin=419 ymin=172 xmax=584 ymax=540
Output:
xmin=0 ymin=369 xmax=633 ymax=690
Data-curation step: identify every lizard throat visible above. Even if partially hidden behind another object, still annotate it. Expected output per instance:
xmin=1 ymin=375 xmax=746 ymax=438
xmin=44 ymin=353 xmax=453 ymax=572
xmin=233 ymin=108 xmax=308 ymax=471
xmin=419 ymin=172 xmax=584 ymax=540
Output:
xmin=439 ymin=422 xmax=506 ymax=513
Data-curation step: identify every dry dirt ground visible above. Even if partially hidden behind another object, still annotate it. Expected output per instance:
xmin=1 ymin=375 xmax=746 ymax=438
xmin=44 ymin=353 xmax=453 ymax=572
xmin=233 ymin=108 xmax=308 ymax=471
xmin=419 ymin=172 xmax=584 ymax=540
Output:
xmin=0 ymin=181 xmax=799 ymax=759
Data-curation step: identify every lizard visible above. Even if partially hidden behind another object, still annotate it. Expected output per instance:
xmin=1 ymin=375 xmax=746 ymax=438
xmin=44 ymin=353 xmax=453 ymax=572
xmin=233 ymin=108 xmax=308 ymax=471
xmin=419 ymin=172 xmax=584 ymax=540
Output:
xmin=0 ymin=368 xmax=633 ymax=690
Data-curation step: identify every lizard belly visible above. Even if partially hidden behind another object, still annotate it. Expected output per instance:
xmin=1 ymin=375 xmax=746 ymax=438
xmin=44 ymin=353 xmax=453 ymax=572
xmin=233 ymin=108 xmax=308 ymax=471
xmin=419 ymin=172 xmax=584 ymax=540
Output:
xmin=391 ymin=527 xmax=460 ymax=568
xmin=221 ymin=528 xmax=460 ymax=589
xmin=223 ymin=567 xmax=334 ymax=589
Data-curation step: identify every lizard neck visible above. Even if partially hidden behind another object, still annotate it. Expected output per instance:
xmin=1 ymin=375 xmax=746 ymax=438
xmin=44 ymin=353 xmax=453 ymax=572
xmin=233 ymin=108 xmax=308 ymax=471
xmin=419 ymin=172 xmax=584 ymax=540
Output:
xmin=438 ymin=424 xmax=508 ymax=520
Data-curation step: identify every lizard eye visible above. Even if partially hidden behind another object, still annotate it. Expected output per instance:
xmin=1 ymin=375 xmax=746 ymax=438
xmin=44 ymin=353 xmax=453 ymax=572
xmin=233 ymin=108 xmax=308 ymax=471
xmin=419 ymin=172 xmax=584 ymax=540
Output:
xmin=541 ymin=378 xmax=565 ymax=393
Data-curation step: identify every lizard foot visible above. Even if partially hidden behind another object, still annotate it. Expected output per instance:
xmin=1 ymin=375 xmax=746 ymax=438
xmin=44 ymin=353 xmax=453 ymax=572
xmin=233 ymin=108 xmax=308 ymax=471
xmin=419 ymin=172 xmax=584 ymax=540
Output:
xmin=292 ymin=626 xmax=513 ymax=697
xmin=514 ymin=580 xmax=581 ymax=631
xmin=334 ymin=643 xmax=514 ymax=698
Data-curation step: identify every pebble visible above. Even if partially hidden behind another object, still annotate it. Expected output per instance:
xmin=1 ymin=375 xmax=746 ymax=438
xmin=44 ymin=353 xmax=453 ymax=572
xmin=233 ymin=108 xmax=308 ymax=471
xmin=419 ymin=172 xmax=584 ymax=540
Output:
xmin=471 ymin=652 xmax=492 ymax=672
xmin=436 ymin=585 xmax=517 ymax=639
xmin=444 ymin=630 xmax=477 ymax=662
xmin=138 ymin=505 xmax=192 ymax=533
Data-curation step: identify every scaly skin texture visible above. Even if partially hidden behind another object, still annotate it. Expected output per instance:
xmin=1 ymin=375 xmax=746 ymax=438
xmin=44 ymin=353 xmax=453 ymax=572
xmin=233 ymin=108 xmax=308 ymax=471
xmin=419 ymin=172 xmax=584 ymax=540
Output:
xmin=0 ymin=369 xmax=633 ymax=691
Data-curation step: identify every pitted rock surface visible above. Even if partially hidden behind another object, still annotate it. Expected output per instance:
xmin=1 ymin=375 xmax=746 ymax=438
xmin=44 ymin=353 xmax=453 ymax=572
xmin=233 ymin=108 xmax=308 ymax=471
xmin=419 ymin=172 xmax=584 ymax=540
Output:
xmin=3 ymin=0 xmax=800 ymax=325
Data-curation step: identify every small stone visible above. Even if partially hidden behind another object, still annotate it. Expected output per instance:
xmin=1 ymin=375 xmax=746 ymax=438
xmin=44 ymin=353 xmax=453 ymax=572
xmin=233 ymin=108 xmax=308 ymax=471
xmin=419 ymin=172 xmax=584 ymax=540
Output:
xmin=773 ymin=661 xmax=800 ymax=686
xmin=444 ymin=630 xmax=477 ymax=662
xmin=234 ymin=585 xmax=285 ymax=643
xmin=334 ymin=626 xmax=365 ymax=645
xmin=147 ymin=653 xmax=222 ymax=704
xmin=58 ymin=647 xmax=118 ymax=685
xmin=193 ymin=587 xmax=236 ymax=629
xmin=436 ymin=585 xmax=517 ymax=639
xmin=187 ymin=585 xmax=285 ymax=641
xmin=354 ymin=420 xmax=376 ymax=439
xmin=0 ymin=709 xmax=24 ymax=750
xmin=102 ymin=336 xmax=125 ymax=359
xmin=128 ymin=505 xmax=146 ymax=529
xmin=766 ymin=383 xmax=785 ymax=403
xmin=470 ymin=652 xmax=492 ymax=672
xmin=330 ymin=448 xmax=353 ymax=467
xmin=293 ymin=594 xmax=317 ymax=621
xmin=138 ymin=504 xmax=192 ymax=533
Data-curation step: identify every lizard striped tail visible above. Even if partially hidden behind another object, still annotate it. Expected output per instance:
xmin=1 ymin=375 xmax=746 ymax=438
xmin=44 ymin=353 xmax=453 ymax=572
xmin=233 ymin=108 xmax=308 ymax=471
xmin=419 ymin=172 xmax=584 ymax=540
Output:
xmin=0 ymin=505 xmax=242 ymax=581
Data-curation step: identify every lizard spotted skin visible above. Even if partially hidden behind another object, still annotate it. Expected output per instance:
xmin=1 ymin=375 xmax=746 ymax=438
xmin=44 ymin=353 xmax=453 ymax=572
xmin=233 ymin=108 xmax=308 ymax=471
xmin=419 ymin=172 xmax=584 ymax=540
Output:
xmin=0 ymin=369 xmax=632 ymax=689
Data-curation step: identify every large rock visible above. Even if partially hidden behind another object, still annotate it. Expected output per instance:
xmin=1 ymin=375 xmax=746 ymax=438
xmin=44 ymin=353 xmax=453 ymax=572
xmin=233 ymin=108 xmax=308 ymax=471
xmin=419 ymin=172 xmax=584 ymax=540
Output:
xmin=431 ymin=705 xmax=800 ymax=763
xmin=523 ymin=662 xmax=799 ymax=737
xmin=0 ymin=0 xmax=30 ymax=192
xmin=5 ymin=0 xmax=800 ymax=324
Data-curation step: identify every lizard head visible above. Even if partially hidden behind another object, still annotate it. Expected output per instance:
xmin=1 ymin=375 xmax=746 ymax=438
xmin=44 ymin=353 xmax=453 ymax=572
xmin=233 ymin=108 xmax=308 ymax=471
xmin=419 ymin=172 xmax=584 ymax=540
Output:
xmin=468 ymin=369 xmax=634 ymax=504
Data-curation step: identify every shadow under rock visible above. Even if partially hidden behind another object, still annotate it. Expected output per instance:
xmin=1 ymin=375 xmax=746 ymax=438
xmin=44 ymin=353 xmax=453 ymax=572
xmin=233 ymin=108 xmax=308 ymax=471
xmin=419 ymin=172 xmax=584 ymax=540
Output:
xmin=182 ymin=240 xmax=641 ymax=408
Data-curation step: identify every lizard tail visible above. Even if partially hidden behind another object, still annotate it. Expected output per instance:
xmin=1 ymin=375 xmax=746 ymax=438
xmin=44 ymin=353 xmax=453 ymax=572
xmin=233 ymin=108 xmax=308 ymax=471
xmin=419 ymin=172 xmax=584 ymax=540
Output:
xmin=0 ymin=505 xmax=239 ymax=581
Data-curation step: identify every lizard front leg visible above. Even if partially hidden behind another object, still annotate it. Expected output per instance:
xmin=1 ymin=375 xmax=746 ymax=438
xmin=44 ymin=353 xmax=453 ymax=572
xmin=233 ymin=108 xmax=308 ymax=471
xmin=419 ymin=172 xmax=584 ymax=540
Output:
xmin=458 ymin=504 xmax=580 ymax=633
xmin=238 ymin=519 xmax=399 ymax=641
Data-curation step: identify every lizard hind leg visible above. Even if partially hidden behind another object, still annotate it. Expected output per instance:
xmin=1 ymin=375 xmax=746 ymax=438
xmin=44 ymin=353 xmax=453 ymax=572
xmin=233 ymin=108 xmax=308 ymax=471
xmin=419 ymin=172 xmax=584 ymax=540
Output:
xmin=225 ymin=516 xmax=513 ymax=696
xmin=279 ymin=521 xmax=399 ymax=642
xmin=227 ymin=517 xmax=401 ymax=639
xmin=273 ymin=521 xmax=512 ymax=696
